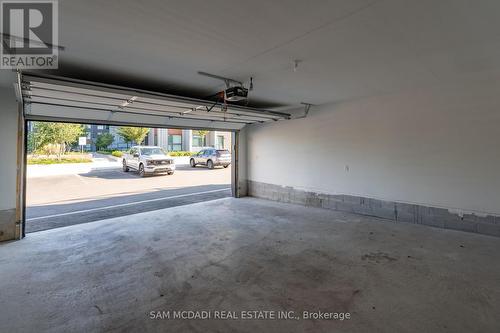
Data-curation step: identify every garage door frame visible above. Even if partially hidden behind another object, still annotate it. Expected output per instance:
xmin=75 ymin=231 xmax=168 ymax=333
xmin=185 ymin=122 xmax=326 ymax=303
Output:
xmin=19 ymin=117 xmax=242 ymax=238
xmin=16 ymin=73 xmax=289 ymax=238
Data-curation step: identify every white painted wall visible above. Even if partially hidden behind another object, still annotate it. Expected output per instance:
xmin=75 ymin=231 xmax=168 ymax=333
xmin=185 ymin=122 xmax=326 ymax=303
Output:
xmin=158 ymin=128 xmax=168 ymax=149
xmin=236 ymin=128 xmax=247 ymax=197
xmin=0 ymin=86 xmax=18 ymax=210
xmin=246 ymin=79 xmax=500 ymax=216
xmin=0 ymin=84 xmax=20 ymax=240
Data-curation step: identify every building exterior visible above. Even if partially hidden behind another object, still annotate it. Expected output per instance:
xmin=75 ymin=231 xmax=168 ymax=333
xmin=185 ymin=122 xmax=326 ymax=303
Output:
xmin=81 ymin=124 xmax=130 ymax=151
xmin=145 ymin=128 xmax=232 ymax=152
xmin=84 ymin=124 xmax=109 ymax=151
xmin=108 ymin=126 xmax=132 ymax=150
xmin=27 ymin=122 xmax=232 ymax=153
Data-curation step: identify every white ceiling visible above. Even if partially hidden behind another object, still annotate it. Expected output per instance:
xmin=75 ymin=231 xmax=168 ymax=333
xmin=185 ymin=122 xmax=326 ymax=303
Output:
xmin=4 ymin=0 xmax=500 ymax=110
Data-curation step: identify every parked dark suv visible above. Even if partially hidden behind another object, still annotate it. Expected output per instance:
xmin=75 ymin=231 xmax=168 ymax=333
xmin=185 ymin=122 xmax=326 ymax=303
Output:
xmin=190 ymin=148 xmax=231 ymax=169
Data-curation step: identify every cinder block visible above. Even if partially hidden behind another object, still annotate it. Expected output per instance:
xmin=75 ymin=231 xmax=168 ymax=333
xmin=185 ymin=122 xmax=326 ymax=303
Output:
xmin=321 ymin=197 xmax=337 ymax=210
xmin=336 ymin=201 xmax=356 ymax=213
xmin=420 ymin=206 xmax=472 ymax=230
xmin=474 ymin=215 xmax=496 ymax=225
xmin=0 ymin=208 xmax=17 ymax=242
xmin=246 ymin=180 xmax=500 ymax=238
xmin=477 ymin=222 xmax=500 ymax=237
xmin=343 ymin=195 xmax=361 ymax=205
xmin=418 ymin=206 xmax=445 ymax=228
xmin=366 ymin=198 xmax=396 ymax=220
xmin=420 ymin=217 xmax=445 ymax=228
xmin=461 ymin=213 xmax=478 ymax=224
xmin=329 ymin=194 xmax=344 ymax=203
xmin=428 ymin=206 xmax=449 ymax=217
xmin=371 ymin=207 xmax=396 ymax=220
xmin=291 ymin=190 xmax=307 ymax=205
xmin=444 ymin=219 xmax=477 ymax=233
xmin=395 ymin=203 xmax=417 ymax=224
xmin=352 ymin=203 xmax=371 ymax=216
xmin=369 ymin=198 xmax=393 ymax=209
xmin=305 ymin=193 xmax=322 ymax=208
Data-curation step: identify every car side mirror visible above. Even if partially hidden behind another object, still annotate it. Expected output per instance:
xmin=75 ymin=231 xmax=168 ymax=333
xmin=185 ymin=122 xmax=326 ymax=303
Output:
xmin=133 ymin=153 xmax=139 ymax=158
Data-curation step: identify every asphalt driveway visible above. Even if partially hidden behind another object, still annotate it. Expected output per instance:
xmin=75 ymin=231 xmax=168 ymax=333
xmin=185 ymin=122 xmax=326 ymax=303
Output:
xmin=26 ymin=164 xmax=231 ymax=232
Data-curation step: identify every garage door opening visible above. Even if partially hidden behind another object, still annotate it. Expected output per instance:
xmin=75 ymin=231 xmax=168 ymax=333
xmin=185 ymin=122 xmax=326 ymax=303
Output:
xmin=25 ymin=120 xmax=235 ymax=233
xmin=17 ymin=73 xmax=290 ymax=236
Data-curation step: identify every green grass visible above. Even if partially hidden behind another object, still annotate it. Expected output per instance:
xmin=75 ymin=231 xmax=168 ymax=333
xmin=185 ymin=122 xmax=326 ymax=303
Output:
xmin=98 ymin=150 xmax=124 ymax=157
xmin=168 ymin=151 xmax=194 ymax=157
xmin=100 ymin=150 xmax=194 ymax=157
xmin=28 ymin=157 xmax=92 ymax=165
xmin=66 ymin=151 xmax=91 ymax=155
xmin=111 ymin=151 xmax=123 ymax=158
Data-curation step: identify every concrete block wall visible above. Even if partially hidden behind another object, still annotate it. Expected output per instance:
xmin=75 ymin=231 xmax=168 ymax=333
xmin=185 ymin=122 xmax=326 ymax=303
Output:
xmin=248 ymin=181 xmax=500 ymax=237
xmin=245 ymin=79 xmax=500 ymax=236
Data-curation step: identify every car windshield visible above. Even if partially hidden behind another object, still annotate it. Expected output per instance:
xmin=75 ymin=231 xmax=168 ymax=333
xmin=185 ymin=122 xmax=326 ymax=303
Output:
xmin=140 ymin=147 xmax=167 ymax=156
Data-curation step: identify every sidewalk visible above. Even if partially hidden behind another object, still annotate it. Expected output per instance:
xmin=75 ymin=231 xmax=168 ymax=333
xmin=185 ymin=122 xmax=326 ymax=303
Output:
xmin=28 ymin=160 xmax=121 ymax=178
xmin=27 ymin=155 xmax=191 ymax=178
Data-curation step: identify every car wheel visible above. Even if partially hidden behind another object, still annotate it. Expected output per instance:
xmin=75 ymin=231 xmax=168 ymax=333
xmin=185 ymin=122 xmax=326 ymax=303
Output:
xmin=207 ymin=160 xmax=214 ymax=169
xmin=138 ymin=163 xmax=146 ymax=177
xmin=122 ymin=160 xmax=129 ymax=172
xmin=167 ymin=171 xmax=174 ymax=175
xmin=223 ymin=165 xmax=229 ymax=168
xmin=190 ymin=159 xmax=196 ymax=167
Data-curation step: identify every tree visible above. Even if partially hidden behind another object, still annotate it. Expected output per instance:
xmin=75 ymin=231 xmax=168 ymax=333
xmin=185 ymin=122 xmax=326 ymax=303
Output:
xmin=27 ymin=131 xmax=39 ymax=155
xmin=117 ymin=127 xmax=150 ymax=146
xmin=32 ymin=122 xmax=85 ymax=159
xmin=194 ymin=130 xmax=209 ymax=146
xmin=95 ymin=133 xmax=114 ymax=151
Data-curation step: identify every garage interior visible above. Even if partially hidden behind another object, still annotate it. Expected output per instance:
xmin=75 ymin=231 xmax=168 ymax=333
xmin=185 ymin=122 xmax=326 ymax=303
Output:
xmin=1 ymin=1 xmax=500 ymax=332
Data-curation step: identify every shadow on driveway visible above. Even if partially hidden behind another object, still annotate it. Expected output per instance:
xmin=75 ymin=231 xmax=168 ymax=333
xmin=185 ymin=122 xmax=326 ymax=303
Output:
xmin=26 ymin=184 xmax=231 ymax=233
xmin=76 ymin=165 xmax=230 ymax=179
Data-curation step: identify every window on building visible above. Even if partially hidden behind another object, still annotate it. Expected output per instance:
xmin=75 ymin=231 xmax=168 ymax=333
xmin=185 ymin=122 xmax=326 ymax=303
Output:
xmin=97 ymin=125 xmax=104 ymax=130
xmin=192 ymin=135 xmax=205 ymax=147
xmin=168 ymin=134 xmax=182 ymax=151
xmin=216 ymin=135 xmax=225 ymax=149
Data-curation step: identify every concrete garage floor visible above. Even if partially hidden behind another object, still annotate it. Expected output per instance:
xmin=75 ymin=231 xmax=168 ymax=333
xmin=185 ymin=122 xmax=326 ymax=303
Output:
xmin=1 ymin=198 xmax=499 ymax=333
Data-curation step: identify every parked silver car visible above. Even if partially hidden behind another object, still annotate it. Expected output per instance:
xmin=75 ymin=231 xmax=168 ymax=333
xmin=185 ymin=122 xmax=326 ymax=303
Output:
xmin=190 ymin=148 xmax=231 ymax=169
xmin=123 ymin=146 xmax=175 ymax=177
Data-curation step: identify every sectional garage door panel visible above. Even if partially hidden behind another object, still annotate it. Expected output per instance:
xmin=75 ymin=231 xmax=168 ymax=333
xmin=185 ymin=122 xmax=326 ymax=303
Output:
xmin=20 ymin=74 xmax=290 ymax=130
xmin=25 ymin=104 xmax=249 ymax=130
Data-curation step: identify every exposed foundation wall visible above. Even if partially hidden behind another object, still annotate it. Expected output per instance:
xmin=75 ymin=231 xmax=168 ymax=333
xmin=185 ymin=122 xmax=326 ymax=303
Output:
xmin=246 ymin=79 xmax=500 ymax=228
xmin=248 ymin=181 xmax=500 ymax=237
xmin=0 ymin=85 xmax=20 ymax=241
